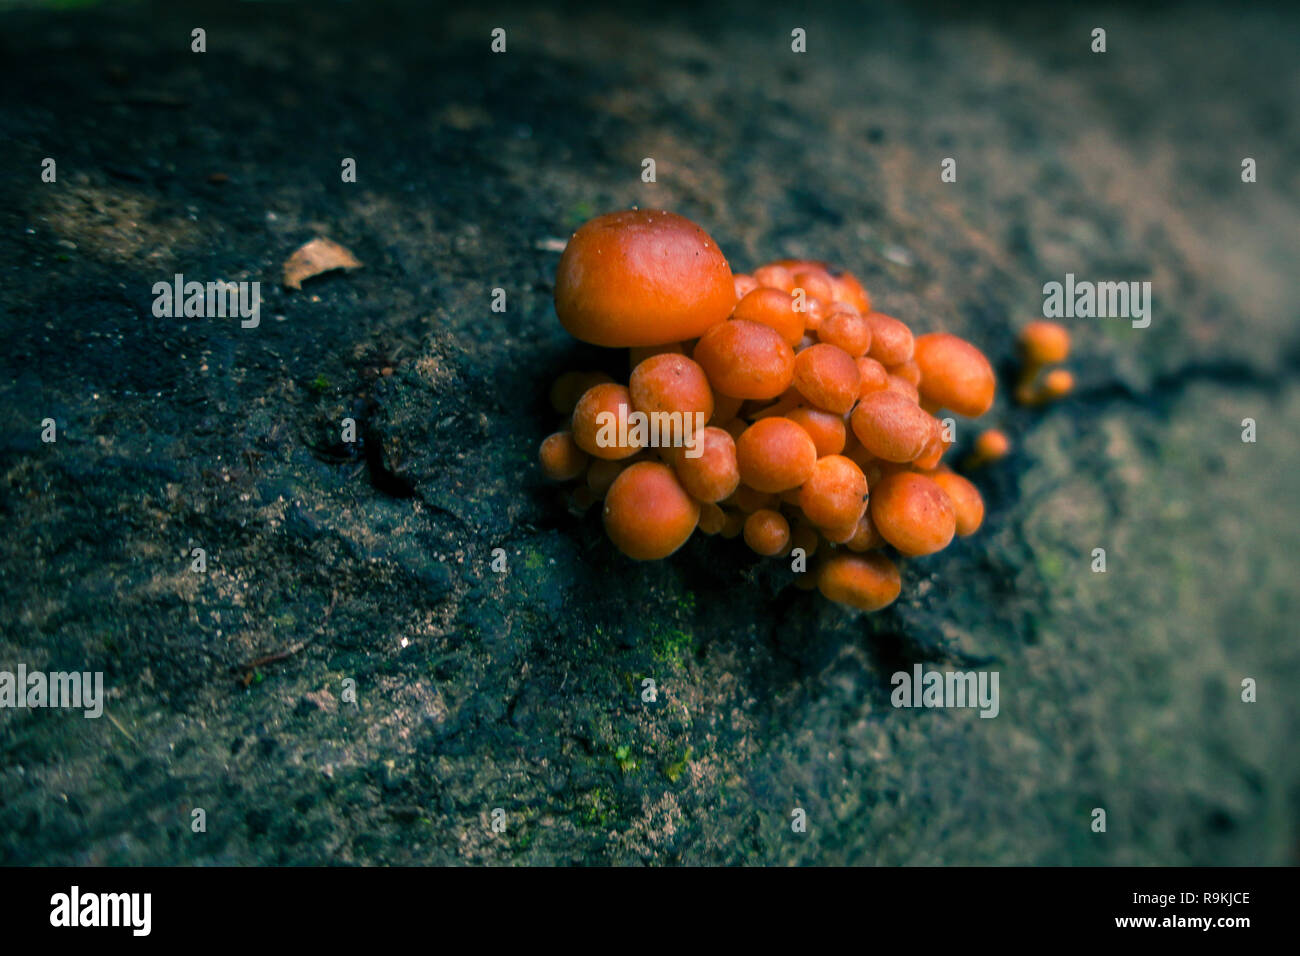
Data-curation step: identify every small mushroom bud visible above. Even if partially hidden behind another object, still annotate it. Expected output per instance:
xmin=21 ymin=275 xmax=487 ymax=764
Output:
xmin=850 ymin=390 xmax=934 ymax=463
xmin=694 ymin=319 xmax=797 ymax=401
xmin=817 ymin=552 xmax=901 ymax=611
xmin=797 ymin=455 xmax=869 ymax=531
xmin=539 ymin=431 xmax=589 ymax=481
xmin=792 ymin=343 xmax=861 ymax=415
xmin=743 ymin=508 xmax=791 ymax=556
xmin=1018 ymin=321 xmax=1071 ymax=365
xmin=735 ymin=417 xmax=818 ymax=493
xmin=870 ymin=471 xmax=957 ymax=556
xmin=967 ymin=427 xmax=1011 ymax=467
xmin=930 ymin=469 xmax=985 ymax=536
xmin=602 ymin=462 xmax=700 ymax=560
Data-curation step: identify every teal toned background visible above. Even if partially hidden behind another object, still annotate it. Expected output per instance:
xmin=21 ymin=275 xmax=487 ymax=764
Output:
xmin=1 ymin=0 xmax=1297 ymax=864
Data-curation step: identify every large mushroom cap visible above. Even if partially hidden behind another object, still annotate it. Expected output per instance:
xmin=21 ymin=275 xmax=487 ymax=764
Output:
xmin=555 ymin=209 xmax=735 ymax=347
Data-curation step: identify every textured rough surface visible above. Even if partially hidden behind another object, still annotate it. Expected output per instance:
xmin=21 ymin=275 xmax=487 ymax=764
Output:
xmin=1 ymin=1 xmax=1297 ymax=865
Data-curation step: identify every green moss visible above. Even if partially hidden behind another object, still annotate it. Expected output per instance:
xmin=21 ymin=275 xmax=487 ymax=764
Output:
xmin=309 ymin=374 xmax=331 ymax=393
xmin=1038 ymin=549 xmax=1065 ymax=583
xmin=651 ymin=624 xmax=696 ymax=666
xmin=564 ymin=200 xmax=595 ymax=229
xmin=614 ymin=744 xmax=637 ymax=773
xmin=577 ymin=788 xmax=615 ymax=828
xmin=524 ymin=550 xmax=545 ymax=571
xmin=663 ymin=747 xmax=692 ymax=783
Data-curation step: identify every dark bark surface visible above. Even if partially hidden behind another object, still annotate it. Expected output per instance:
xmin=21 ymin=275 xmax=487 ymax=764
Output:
xmin=1 ymin=0 xmax=1297 ymax=864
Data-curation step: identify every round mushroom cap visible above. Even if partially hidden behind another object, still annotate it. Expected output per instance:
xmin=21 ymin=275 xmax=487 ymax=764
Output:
xmin=602 ymin=461 xmax=700 ymax=560
xmin=538 ymin=431 xmax=588 ymax=481
xmin=671 ymin=426 xmax=740 ymax=503
xmin=1019 ymin=321 xmax=1071 ymax=365
xmin=870 ymin=471 xmax=956 ymax=556
xmin=913 ymin=332 xmax=996 ymax=417
xmin=735 ymin=417 xmax=818 ymax=493
xmin=792 ymin=343 xmax=861 ymax=414
xmin=571 ymin=383 xmax=642 ymax=460
xmin=974 ymin=428 xmax=1011 ymax=461
xmin=743 ymin=508 xmax=791 ymax=556
xmin=817 ymin=552 xmax=901 ymax=611
xmin=930 ymin=469 xmax=984 ymax=536
xmin=797 ymin=454 xmax=869 ymax=530
xmin=693 ymin=319 xmax=796 ymax=400
xmin=555 ymin=209 xmax=735 ymax=347
xmin=1041 ymin=368 xmax=1075 ymax=400
xmin=850 ymin=390 xmax=934 ymax=463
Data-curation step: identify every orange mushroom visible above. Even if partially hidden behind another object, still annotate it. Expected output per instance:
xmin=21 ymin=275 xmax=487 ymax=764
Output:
xmin=698 ymin=501 xmax=727 ymax=535
xmin=1040 ymin=368 xmax=1075 ymax=401
xmin=866 ymin=313 xmax=914 ymax=366
xmin=743 ymin=508 xmax=791 ymax=556
xmin=855 ymin=356 xmax=890 ymax=398
xmin=845 ymin=509 xmax=888 ymax=552
xmin=832 ymin=272 xmax=872 ymax=314
xmin=870 ymin=471 xmax=956 ymax=556
xmin=850 ymin=390 xmax=934 ymax=463
xmin=726 ymin=483 xmax=780 ymax=513
xmin=629 ymin=352 xmax=715 ymax=420
xmin=817 ymin=552 xmax=901 ymax=611
xmin=694 ymin=319 xmax=796 ymax=400
xmin=571 ymin=383 xmax=643 ymax=460
xmin=968 ymin=427 xmax=1011 ymax=467
xmin=792 ymin=343 xmax=861 ymax=414
xmin=786 ymin=406 xmax=847 ymax=457
xmin=735 ymin=417 xmax=818 ymax=493
xmin=818 ymin=306 xmax=872 ymax=358
xmin=930 ymin=469 xmax=984 ymax=536
xmin=797 ymin=454 xmax=869 ymax=530
xmin=538 ymin=431 xmax=589 ymax=482
xmin=602 ymin=461 xmax=700 ymax=560
xmin=733 ymin=287 xmax=805 ymax=346
xmin=913 ymin=332 xmax=995 ymax=417
xmin=791 ymin=269 xmax=834 ymax=307
xmin=752 ymin=263 xmax=795 ymax=292
xmin=889 ymin=360 xmax=921 ymax=386
xmin=671 ymin=426 xmax=740 ymax=503
xmin=733 ymin=274 xmax=760 ymax=300
xmin=1018 ymin=321 xmax=1071 ymax=365
xmin=555 ymin=209 xmax=735 ymax=347
xmin=547 ymin=233 xmax=1004 ymax=611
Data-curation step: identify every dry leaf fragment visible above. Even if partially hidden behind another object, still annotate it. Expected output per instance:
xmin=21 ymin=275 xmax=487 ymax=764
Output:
xmin=283 ymin=238 xmax=362 ymax=290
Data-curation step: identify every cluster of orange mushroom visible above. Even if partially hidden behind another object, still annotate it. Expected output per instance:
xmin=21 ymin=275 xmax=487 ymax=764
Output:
xmin=1014 ymin=320 xmax=1074 ymax=405
xmin=539 ymin=209 xmax=1001 ymax=612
